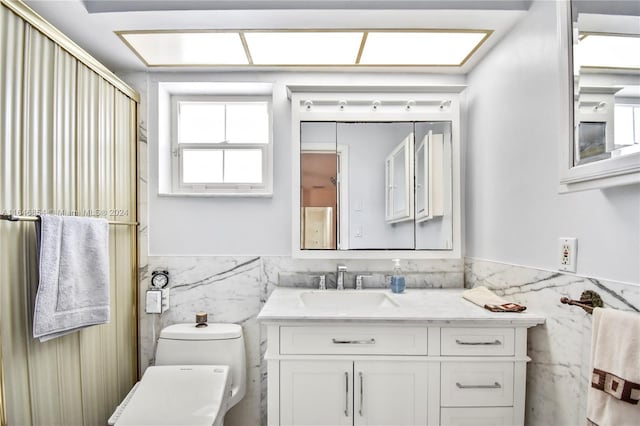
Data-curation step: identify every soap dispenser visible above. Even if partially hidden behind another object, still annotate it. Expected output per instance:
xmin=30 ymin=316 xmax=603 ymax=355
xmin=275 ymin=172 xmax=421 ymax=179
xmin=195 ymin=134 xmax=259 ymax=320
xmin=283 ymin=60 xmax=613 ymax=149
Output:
xmin=390 ymin=259 xmax=405 ymax=294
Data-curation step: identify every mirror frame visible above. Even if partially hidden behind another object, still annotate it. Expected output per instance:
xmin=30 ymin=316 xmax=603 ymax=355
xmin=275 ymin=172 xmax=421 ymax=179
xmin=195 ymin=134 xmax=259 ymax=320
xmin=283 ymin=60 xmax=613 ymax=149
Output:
xmin=288 ymin=85 xmax=463 ymax=259
xmin=558 ymin=0 xmax=640 ymax=193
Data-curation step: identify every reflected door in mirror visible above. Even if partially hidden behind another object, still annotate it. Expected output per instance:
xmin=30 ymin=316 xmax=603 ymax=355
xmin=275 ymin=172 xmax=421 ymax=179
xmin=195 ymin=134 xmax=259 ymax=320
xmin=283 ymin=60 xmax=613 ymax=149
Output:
xmin=301 ymin=152 xmax=338 ymax=249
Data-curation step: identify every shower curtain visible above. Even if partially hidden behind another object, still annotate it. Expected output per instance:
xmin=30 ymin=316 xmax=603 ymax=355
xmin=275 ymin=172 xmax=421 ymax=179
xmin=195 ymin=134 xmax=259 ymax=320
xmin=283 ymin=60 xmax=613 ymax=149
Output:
xmin=0 ymin=2 xmax=138 ymax=424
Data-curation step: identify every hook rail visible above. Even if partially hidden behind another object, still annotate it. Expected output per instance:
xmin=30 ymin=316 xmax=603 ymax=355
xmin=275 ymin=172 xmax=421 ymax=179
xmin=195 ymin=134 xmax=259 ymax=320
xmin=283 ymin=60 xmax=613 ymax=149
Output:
xmin=0 ymin=214 xmax=138 ymax=227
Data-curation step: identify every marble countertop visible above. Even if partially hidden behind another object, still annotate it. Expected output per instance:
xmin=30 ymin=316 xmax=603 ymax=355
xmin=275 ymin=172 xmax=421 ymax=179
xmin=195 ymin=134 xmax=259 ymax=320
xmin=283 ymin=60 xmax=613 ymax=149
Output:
xmin=258 ymin=287 xmax=545 ymax=326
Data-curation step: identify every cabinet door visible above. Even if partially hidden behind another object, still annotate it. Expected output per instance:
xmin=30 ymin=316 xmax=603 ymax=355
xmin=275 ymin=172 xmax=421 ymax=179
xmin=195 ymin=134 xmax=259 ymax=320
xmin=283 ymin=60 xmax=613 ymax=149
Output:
xmin=354 ymin=361 xmax=429 ymax=426
xmin=280 ymin=360 xmax=353 ymax=426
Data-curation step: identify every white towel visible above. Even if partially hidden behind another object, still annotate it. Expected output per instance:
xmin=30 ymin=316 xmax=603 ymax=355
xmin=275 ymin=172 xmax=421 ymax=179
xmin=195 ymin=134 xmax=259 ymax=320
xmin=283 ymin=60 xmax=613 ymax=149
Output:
xmin=462 ymin=286 xmax=526 ymax=312
xmin=33 ymin=214 xmax=110 ymax=342
xmin=587 ymin=307 xmax=640 ymax=426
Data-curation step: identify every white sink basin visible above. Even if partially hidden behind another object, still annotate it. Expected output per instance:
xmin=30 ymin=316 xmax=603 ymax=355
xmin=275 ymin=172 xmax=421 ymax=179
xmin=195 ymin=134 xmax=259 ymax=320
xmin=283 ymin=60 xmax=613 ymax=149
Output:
xmin=299 ymin=291 xmax=398 ymax=309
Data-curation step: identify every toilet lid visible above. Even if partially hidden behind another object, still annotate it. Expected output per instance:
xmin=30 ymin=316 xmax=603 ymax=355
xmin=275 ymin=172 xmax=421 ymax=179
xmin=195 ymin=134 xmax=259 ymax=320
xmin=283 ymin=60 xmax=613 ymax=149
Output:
xmin=115 ymin=365 xmax=230 ymax=426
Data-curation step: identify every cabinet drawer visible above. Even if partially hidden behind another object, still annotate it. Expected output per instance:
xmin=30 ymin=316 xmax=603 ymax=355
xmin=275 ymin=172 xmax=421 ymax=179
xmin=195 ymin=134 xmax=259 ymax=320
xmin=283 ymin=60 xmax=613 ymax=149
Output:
xmin=441 ymin=362 xmax=514 ymax=407
xmin=440 ymin=407 xmax=514 ymax=426
xmin=441 ymin=328 xmax=514 ymax=356
xmin=280 ymin=326 xmax=428 ymax=355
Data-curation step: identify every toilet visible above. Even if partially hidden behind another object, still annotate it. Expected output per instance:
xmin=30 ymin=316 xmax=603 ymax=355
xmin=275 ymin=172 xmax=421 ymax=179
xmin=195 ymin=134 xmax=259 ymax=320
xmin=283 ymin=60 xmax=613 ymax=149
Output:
xmin=108 ymin=322 xmax=246 ymax=426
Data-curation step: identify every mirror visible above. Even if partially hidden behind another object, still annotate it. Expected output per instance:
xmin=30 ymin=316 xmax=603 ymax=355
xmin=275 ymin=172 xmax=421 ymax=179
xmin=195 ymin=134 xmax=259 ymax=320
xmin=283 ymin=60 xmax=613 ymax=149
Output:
xmin=300 ymin=121 xmax=452 ymax=251
xmin=571 ymin=0 xmax=640 ymax=166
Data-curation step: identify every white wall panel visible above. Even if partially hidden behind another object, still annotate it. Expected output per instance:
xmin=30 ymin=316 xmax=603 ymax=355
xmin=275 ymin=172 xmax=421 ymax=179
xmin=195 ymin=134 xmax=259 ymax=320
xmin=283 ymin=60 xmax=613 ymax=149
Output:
xmin=464 ymin=0 xmax=640 ymax=284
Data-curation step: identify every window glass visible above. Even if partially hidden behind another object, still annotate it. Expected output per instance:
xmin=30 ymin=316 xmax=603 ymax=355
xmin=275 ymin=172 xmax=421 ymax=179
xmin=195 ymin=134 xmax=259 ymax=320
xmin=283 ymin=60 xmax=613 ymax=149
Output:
xmin=182 ymin=149 xmax=223 ymax=183
xmin=224 ymin=149 xmax=263 ymax=183
xmin=226 ymin=103 xmax=269 ymax=144
xmin=178 ymin=102 xmax=225 ymax=143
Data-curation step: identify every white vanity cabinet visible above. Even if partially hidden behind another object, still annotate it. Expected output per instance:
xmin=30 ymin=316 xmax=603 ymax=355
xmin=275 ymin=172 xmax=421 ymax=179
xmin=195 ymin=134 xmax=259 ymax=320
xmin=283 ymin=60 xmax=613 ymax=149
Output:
xmin=259 ymin=289 xmax=545 ymax=426
xmin=265 ymin=323 xmax=536 ymax=426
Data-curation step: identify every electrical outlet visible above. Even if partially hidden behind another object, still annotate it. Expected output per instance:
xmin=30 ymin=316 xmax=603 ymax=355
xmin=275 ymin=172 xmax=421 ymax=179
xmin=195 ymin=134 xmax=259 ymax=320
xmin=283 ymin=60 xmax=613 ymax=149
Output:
xmin=559 ymin=238 xmax=577 ymax=273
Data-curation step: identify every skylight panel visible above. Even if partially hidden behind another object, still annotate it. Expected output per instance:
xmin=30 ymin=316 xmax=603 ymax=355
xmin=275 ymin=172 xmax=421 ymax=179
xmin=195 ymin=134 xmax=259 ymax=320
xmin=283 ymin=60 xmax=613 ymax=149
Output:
xmin=243 ymin=31 xmax=364 ymax=65
xmin=119 ymin=32 xmax=249 ymax=66
xmin=577 ymin=34 xmax=640 ymax=69
xmin=359 ymin=31 xmax=489 ymax=66
xmin=118 ymin=29 xmax=493 ymax=67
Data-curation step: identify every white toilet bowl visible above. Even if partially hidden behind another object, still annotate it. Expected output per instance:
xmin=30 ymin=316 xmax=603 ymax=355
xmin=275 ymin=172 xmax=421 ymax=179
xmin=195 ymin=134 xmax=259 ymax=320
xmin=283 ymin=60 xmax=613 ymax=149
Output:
xmin=109 ymin=323 xmax=246 ymax=426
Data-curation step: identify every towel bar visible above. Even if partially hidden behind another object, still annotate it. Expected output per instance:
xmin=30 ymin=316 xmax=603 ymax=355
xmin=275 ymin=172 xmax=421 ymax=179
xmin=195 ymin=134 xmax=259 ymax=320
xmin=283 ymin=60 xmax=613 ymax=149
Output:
xmin=560 ymin=290 xmax=603 ymax=315
xmin=0 ymin=214 xmax=138 ymax=227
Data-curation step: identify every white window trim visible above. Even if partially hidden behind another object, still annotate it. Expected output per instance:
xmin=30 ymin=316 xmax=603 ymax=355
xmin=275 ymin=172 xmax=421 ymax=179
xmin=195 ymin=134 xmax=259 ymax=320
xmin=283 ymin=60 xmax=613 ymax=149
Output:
xmin=170 ymin=95 xmax=273 ymax=196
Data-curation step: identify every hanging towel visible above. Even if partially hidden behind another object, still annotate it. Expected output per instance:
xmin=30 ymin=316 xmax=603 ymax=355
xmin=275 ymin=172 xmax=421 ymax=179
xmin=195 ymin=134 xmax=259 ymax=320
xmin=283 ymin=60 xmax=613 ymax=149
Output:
xmin=462 ymin=286 xmax=526 ymax=312
xmin=587 ymin=308 xmax=640 ymax=426
xmin=33 ymin=214 xmax=110 ymax=342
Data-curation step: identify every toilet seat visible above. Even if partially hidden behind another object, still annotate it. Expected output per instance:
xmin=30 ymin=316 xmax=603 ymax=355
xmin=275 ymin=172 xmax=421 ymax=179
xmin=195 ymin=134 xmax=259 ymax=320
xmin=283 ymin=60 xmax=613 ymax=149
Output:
xmin=111 ymin=365 xmax=230 ymax=426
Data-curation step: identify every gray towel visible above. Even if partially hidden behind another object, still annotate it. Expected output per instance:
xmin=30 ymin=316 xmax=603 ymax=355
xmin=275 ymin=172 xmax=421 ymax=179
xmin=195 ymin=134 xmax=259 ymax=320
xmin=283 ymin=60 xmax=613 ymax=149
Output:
xmin=34 ymin=214 xmax=110 ymax=342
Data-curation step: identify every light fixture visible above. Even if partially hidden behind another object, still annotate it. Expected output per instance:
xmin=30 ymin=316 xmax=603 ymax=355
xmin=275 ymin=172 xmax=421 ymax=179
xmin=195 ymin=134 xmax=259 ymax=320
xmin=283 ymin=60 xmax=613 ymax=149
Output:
xmin=594 ymin=101 xmax=607 ymax=112
xmin=243 ymin=31 xmax=363 ymax=65
xmin=406 ymin=100 xmax=416 ymax=111
xmin=372 ymin=100 xmax=381 ymax=111
xmin=359 ymin=31 xmax=490 ymax=66
xmin=304 ymin=100 xmax=313 ymax=110
xmin=577 ymin=34 xmax=640 ymax=69
xmin=439 ymin=100 xmax=452 ymax=110
xmin=117 ymin=29 xmax=493 ymax=67
xmin=338 ymin=100 xmax=347 ymax=110
xmin=118 ymin=31 xmax=249 ymax=66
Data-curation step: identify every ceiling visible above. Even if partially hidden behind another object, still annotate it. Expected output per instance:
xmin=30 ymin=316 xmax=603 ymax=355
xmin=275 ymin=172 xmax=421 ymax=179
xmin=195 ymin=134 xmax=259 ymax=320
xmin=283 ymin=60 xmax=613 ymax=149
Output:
xmin=23 ymin=0 xmax=531 ymax=73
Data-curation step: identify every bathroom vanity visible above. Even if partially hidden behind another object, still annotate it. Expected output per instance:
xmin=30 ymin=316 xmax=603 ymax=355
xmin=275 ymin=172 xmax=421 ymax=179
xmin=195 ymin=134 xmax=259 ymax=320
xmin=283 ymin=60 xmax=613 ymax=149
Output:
xmin=258 ymin=288 xmax=544 ymax=426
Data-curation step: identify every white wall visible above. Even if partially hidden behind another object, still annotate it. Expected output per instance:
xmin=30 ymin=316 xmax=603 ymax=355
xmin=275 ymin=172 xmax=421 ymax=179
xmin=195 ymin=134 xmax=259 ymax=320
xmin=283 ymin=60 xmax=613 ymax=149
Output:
xmin=465 ymin=0 xmax=640 ymax=285
xmin=338 ymin=122 xmax=415 ymax=249
xmin=146 ymin=72 xmax=465 ymax=256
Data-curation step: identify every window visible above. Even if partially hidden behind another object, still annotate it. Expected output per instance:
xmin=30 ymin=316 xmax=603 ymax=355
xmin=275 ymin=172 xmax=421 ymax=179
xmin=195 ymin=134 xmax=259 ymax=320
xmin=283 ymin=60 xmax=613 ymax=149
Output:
xmin=614 ymin=104 xmax=640 ymax=147
xmin=171 ymin=96 xmax=272 ymax=195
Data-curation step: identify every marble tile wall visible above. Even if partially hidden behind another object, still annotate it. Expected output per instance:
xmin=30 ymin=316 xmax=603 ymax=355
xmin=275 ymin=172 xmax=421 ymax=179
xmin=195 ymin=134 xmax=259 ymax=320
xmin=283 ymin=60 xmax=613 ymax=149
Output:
xmin=137 ymin=253 xmax=639 ymax=426
xmin=140 ymin=256 xmax=463 ymax=426
xmin=465 ymin=258 xmax=639 ymax=426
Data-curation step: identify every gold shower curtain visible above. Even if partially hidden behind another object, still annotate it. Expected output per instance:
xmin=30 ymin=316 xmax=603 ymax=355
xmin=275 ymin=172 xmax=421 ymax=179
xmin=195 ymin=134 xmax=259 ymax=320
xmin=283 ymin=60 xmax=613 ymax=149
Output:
xmin=0 ymin=2 xmax=138 ymax=425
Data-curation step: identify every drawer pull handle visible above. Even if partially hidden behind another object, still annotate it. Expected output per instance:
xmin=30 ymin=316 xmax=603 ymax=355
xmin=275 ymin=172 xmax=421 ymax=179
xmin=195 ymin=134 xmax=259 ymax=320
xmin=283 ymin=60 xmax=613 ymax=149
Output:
xmin=332 ymin=338 xmax=376 ymax=345
xmin=359 ymin=372 xmax=364 ymax=416
xmin=344 ymin=372 xmax=349 ymax=417
xmin=455 ymin=339 xmax=501 ymax=346
xmin=456 ymin=381 xmax=502 ymax=389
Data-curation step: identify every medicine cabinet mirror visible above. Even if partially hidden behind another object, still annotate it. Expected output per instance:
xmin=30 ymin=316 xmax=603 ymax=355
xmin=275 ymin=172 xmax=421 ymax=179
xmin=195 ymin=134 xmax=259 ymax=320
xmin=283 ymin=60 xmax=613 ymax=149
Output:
xmin=291 ymin=88 xmax=461 ymax=259
xmin=561 ymin=0 xmax=640 ymax=191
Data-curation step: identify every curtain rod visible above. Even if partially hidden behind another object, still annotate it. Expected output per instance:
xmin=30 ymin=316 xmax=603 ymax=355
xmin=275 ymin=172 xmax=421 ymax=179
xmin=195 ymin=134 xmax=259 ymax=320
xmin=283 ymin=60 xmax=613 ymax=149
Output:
xmin=0 ymin=214 xmax=138 ymax=227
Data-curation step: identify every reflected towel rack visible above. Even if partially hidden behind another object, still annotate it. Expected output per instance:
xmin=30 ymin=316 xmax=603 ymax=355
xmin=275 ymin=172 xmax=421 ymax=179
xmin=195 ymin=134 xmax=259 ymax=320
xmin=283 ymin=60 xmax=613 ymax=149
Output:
xmin=0 ymin=214 xmax=138 ymax=227
xmin=560 ymin=290 xmax=603 ymax=315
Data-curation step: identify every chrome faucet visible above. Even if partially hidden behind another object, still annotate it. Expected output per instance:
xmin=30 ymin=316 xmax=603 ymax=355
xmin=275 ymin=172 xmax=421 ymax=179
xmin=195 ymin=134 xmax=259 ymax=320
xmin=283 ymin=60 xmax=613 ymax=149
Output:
xmin=336 ymin=265 xmax=347 ymax=290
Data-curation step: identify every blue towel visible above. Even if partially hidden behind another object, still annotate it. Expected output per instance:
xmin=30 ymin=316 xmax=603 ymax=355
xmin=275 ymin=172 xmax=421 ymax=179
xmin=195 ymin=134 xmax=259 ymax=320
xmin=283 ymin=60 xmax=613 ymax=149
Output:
xmin=33 ymin=214 xmax=110 ymax=342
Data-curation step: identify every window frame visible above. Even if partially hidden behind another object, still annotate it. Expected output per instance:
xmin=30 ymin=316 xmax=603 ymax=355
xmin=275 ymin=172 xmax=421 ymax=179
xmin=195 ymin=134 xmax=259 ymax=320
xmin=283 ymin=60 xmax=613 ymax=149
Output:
xmin=170 ymin=95 xmax=273 ymax=196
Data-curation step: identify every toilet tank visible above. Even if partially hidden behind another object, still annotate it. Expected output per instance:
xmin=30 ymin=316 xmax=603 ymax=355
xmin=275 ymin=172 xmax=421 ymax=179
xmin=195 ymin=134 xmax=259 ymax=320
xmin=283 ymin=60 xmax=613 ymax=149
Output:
xmin=155 ymin=323 xmax=246 ymax=408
